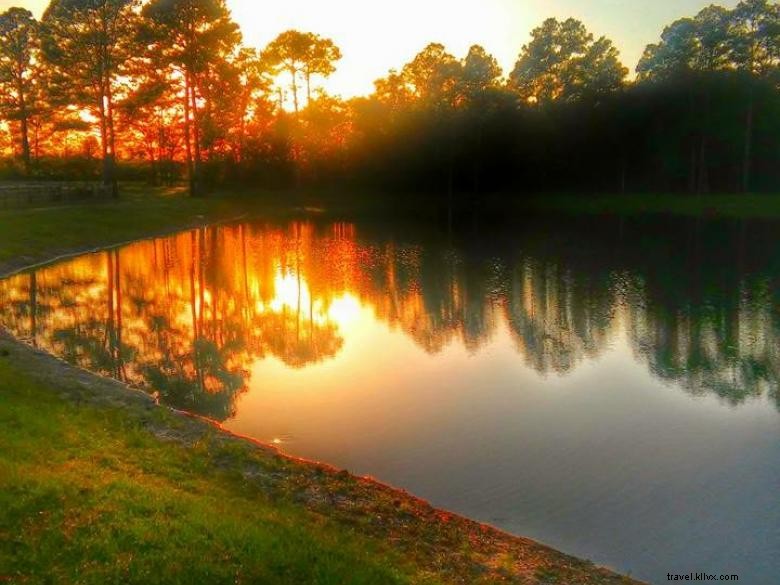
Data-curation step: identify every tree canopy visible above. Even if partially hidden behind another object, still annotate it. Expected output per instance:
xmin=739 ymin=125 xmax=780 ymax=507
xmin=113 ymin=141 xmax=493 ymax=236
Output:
xmin=638 ymin=0 xmax=780 ymax=79
xmin=41 ymin=0 xmax=140 ymax=191
xmin=0 ymin=7 xmax=38 ymax=172
xmin=0 ymin=2 xmax=777 ymax=199
xmin=262 ymin=30 xmax=342 ymax=113
xmin=509 ymin=18 xmax=628 ymax=103
xmin=140 ymin=0 xmax=241 ymax=194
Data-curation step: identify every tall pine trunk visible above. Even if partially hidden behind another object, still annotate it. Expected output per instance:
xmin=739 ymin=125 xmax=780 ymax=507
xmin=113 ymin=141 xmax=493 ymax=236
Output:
xmin=17 ymin=76 xmax=31 ymax=175
xmin=183 ymin=71 xmax=195 ymax=196
xmin=687 ymin=87 xmax=697 ymax=194
xmin=291 ymin=67 xmax=299 ymax=115
xmin=106 ymin=74 xmax=118 ymax=197
xmin=190 ymin=74 xmax=203 ymax=196
xmin=98 ymin=81 xmax=111 ymax=190
xmin=742 ymin=85 xmax=754 ymax=194
xmin=97 ymin=47 xmax=116 ymax=195
xmin=697 ymin=84 xmax=710 ymax=195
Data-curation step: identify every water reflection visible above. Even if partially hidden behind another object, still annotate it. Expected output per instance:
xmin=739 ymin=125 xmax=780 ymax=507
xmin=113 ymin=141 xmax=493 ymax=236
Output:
xmin=1 ymin=217 xmax=779 ymax=419
xmin=3 ymin=215 xmax=780 ymax=583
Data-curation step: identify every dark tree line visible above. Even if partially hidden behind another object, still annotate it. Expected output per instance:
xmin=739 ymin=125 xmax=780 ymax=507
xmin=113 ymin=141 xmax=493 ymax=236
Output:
xmin=0 ymin=1 xmax=778 ymax=199
xmin=338 ymin=2 xmax=779 ymax=201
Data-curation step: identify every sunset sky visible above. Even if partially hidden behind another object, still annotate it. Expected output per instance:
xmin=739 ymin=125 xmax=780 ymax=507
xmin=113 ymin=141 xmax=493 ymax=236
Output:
xmin=2 ymin=0 xmax=740 ymax=97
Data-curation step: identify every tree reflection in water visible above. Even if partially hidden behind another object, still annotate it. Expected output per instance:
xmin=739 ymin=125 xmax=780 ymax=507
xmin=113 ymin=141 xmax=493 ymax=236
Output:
xmin=1 ymin=215 xmax=779 ymax=420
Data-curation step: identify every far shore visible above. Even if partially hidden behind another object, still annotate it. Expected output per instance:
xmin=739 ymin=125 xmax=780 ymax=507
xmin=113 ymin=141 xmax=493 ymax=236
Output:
xmin=517 ymin=192 xmax=780 ymax=219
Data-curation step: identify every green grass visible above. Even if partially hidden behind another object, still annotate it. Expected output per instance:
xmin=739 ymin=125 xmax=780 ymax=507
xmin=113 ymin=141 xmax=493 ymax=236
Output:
xmin=0 ymin=354 xmax=425 ymax=585
xmin=520 ymin=193 xmax=780 ymax=218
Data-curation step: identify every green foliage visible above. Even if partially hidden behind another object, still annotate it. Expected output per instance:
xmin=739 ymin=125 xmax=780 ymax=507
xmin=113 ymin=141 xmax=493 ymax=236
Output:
xmin=140 ymin=0 xmax=241 ymax=75
xmin=637 ymin=0 xmax=780 ymax=80
xmin=41 ymin=0 xmax=140 ymax=190
xmin=0 ymin=8 xmax=37 ymax=104
xmin=509 ymin=18 xmax=628 ymax=103
xmin=0 ymin=7 xmax=39 ymax=170
xmin=730 ymin=0 xmax=780 ymax=75
xmin=461 ymin=45 xmax=502 ymax=102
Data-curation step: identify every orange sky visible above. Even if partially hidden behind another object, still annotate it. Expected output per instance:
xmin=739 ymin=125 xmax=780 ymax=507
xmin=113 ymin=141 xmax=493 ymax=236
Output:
xmin=3 ymin=0 xmax=741 ymax=97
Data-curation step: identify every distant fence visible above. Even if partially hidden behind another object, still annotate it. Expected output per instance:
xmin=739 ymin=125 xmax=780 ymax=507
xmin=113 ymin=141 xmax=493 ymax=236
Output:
xmin=0 ymin=182 xmax=113 ymax=210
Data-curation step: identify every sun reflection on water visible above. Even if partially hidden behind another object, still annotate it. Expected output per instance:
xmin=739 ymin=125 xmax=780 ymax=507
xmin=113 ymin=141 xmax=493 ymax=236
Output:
xmin=1 ymin=219 xmax=778 ymax=424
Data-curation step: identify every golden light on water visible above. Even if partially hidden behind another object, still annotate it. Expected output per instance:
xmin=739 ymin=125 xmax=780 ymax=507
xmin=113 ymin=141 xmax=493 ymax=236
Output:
xmin=269 ymin=272 xmax=311 ymax=313
xmin=328 ymin=295 xmax=361 ymax=327
xmin=0 ymin=220 xmax=610 ymax=416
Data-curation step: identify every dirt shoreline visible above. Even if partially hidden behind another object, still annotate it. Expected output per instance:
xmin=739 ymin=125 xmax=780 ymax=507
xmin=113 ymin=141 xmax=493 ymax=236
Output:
xmin=0 ymin=237 xmax=645 ymax=585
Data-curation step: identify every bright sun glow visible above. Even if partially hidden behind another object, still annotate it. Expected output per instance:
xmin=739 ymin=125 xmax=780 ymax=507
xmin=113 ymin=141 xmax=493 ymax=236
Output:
xmin=269 ymin=272 xmax=311 ymax=312
xmin=327 ymin=294 xmax=361 ymax=326
xmin=224 ymin=0 xmax=740 ymax=95
xmin=226 ymin=0 xmax=533 ymax=97
xmin=4 ymin=0 xmax=741 ymax=96
xmin=266 ymin=271 xmax=362 ymax=328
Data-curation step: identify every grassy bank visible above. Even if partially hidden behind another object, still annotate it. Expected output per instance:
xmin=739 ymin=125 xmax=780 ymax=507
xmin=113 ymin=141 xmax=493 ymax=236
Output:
xmin=0 ymin=185 xmax=642 ymax=584
xmin=0 ymin=341 xmax=415 ymax=584
xmin=520 ymin=193 xmax=780 ymax=218
xmin=0 ymin=336 xmax=640 ymax=585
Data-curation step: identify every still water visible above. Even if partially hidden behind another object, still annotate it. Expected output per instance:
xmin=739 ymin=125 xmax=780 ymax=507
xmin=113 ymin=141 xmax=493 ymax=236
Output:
xmin=1 ymin=215 xmax=778 ymax=584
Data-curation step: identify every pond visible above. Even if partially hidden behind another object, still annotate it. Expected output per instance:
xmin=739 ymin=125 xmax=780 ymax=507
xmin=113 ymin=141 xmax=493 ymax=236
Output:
xmin=1 ymin=214 xmax=778 ymax=584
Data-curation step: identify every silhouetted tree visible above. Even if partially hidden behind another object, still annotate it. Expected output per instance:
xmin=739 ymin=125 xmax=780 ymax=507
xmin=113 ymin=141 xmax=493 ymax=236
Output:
xmin=638 ymin=7 xmax=731 ymax=193
xmin=401 ymin=43 xmax=462 ymax=107
xmin=0 ymin=1 xmax=776 ymax=198
xmin=42 ymin=0 xmax=139 ymax=195
xmin=227 ymin=48 xmax=272 ymax=164
xmin=303 ymin=36 xmax=341 ymax=102
xmin=141 ymin=0 xmax=241 ymax=196
xmin=729 ymin=0 xmax=780 ymax=191
xmin=460 ymin=45 xmax=502 ymax=102
xmin=0 ymin=7 xmax=38 ymax=174
xmin=637 ymin=1 xmax=779 ymax=193
xmin=118 ymin=74 xmax=181 ymax=184
xmin=262 ymin=31 xmax=341 ymax=114
xmin=510 ymin=18 xmax=627 ymax=104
